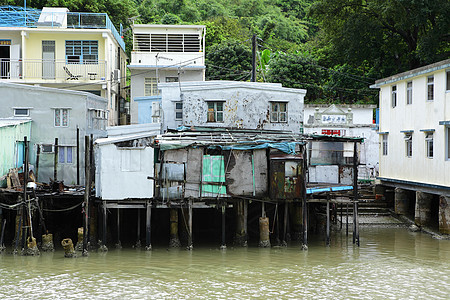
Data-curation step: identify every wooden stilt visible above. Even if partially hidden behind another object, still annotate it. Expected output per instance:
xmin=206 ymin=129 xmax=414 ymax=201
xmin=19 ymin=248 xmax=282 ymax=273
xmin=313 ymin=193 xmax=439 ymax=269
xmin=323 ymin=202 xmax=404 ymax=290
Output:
xmin=99 ymin=201 xmax=108 ymax=251
xmin=83 ymin=136 xmax=90 ymax=256
xmin=169 ymin=208 xmax=180 ymax=248
xmin=136 ymin=208 xmax=141 ymax=248
xmin=116 ymin=207 xmax=121 ymax=249
xmin=145 ymin=201 xmax=152 ymax=250
xmin=282 ymin=202 xmax=288 ymax=246
xmin=346 ymin=203 xmax=349 ymax=236
xmin=326 ymin=199 xmax=330 ymax=246
xmin=187 ymin=199 xmax=193 ymax=250
xmin=220 ymin=202 xmax=226 ymax=250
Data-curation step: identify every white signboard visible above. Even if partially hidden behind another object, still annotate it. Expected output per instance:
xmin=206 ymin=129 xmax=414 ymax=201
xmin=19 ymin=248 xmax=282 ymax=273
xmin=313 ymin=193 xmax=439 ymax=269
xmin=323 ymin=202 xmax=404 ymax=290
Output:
xmin=322 ymin=114 xmax=346 ymax=124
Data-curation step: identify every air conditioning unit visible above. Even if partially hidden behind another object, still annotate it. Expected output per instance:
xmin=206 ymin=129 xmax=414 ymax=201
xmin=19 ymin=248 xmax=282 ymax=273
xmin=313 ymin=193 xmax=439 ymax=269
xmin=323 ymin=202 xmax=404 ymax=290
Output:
xmin=152 ymin=102 xmax=160 ymax=117
xmin=113 ymin=69 xmax=120 ymax=81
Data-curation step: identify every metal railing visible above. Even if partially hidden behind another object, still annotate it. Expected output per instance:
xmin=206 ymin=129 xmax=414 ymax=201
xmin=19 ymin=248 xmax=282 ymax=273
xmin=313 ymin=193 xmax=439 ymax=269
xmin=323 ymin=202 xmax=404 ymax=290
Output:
xmin=0 ymin=59 xmax=107 ymax=81
xmin=0 ymin=8 xmax=125 ymax=50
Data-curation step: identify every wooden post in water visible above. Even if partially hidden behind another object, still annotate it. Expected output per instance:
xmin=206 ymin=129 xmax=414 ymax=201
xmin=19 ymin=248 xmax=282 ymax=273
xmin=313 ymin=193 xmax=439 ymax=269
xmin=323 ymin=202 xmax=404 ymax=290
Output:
xmin=54 ymin=138 xmax=58 ymax=182
xmin=136 ymin=208 xmax=141 ymax=248
xmin=352 ymin=141 xmax=360 ymax=246
xmin=21 ymin=137 xmax=29 ymax=252
xmin=220 ymin=201 xmax=226 ymax=250
xmin=234 ymin=199 xmax=248 ymax=247
xmin=145 ymin=201 xmax=152 ymax=250
xmin=283 ymin=202 xmax=289 ymax=245
xmin=83 ymin=136 xmax=90 ymax=256
xmin=187 ymin=199 xmax=193 ymax=250
xmin=116 ymin=208 xmax=121 ymax=248
xmin=346 ymin=203 xmax=349 ymax=236
xmin=301 ymin=146 xmax=308 ymax=250
xmin=100 ymin=201 xmax=108 ymax=251
xmin=326 ymin=198 xmax=330 ymax=246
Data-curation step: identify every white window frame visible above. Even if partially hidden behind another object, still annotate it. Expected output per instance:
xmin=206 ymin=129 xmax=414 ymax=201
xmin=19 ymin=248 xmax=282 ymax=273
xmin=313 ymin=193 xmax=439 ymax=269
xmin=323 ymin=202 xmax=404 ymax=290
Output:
xmin=446 ymin=70 xmax=450 ymax=91
xmin=446 ymin=127 xmax=450 ymax=161
xmin=40 ymin=144 xmax=54 ymax=153
xmin=270 ymin=101 xmax=288 ymax=123
xmin=144 ymin=77 xmax=159 ymax=96
xmin=382 ymin=134 xmax=388 ymax=156
xmin=58 ymin=146 xmax=74 ymax=164
xmin=391 ymin=85 xmax=397 ymax=108
xmin=207 ymin=101 xmax=224 ymax=123
xmin=427 ymin=76 xmax=434 ymax=101
xmin=175 ymin=102 xmax=183 ymax=121
xmin=404 ymin=133 xmax=413 ymax=157
xmin=406 ymin=81 xmax=412 ymax=105
xmin=425 ymin=132 xmax=433 ymax=158
xmin=54 ymin=108 xmax=70 ymax=127
xmin=13 ymin=108 xmax=30 ymax=117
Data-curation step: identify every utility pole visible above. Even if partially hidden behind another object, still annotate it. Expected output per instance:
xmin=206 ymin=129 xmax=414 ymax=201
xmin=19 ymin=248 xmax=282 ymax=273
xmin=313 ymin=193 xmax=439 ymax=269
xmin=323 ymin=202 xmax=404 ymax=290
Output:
xmin=251 ymin=34 xmax=257 ymax=82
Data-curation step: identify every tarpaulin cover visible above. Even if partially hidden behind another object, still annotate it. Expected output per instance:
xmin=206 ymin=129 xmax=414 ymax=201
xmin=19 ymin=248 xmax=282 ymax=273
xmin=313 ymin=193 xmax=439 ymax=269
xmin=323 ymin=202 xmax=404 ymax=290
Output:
xmin=212 ymin=142 xmax=298 ymax=154
xmin=159 ymin=141 xmax=300 ymax=154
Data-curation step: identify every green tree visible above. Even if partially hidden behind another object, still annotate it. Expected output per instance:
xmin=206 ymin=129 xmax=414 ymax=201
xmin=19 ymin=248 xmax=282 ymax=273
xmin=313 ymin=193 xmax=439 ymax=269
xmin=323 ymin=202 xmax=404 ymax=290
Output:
xmin=309 ymin=0 xmax=450 ymax=74
xmin=206 ymin=39 xmax=252 ymax=81
xmin=267 ymin=52 xmax=327 ymax=103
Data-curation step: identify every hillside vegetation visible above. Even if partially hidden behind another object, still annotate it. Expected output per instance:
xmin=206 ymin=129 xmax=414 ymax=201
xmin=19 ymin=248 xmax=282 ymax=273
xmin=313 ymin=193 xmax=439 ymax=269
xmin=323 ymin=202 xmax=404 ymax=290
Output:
xmin=2 ymin=0 xmax=449 ymax=104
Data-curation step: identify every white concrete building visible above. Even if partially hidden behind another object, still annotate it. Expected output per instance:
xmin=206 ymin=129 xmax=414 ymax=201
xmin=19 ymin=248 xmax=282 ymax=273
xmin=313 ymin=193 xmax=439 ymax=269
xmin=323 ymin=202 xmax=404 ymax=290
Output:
xmin=128 ymin=24 xmax=206 ymax=124
xmin=0 ymin=6 xmax=128 ymax=126
xmin=371 ymin=59 xmax=450 ymax=234
xmin=303 ymin=104 xmax=378 ymax=179
xmin=157 ymin=81 xmax=306 ymax=133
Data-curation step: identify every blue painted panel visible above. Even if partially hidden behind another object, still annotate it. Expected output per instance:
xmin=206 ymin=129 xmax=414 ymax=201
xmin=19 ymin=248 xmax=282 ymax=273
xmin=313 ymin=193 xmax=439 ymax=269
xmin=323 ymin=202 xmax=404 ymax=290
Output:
xmin=16 ymin=142 xmax=24 ymax=169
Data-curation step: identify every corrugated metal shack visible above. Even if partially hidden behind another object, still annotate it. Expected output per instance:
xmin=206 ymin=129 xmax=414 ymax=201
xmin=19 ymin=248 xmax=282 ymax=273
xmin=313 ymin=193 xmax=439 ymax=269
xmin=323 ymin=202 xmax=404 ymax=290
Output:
xmin=153 ymin=126 xmax=307 ymax=249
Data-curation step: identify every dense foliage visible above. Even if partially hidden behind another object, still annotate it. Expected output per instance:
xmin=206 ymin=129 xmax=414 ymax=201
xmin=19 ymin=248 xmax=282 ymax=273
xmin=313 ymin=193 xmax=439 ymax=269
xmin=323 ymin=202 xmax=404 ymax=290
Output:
xmin=1 ymin=0 xmax=449 ymax=104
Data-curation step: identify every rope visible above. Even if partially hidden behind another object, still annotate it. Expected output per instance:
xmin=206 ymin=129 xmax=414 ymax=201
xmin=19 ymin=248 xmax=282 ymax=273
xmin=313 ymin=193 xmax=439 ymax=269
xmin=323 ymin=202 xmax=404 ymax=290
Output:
xmin=42 ymin=202 xmax=82 ymax=212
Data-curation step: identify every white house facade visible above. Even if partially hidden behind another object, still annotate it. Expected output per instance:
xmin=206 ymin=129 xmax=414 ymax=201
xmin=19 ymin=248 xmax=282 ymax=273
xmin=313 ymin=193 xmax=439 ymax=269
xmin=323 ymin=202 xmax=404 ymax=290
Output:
xmin=303 ymin=104 xmax=378 ymax=179
xmin=128 ymin=24 xmax=206 ymax=124
xmin=0 ymin=6 xmax=128 ymax=126
xmin=157 ymin=81 xmax=306 ymax=133
xmin=371 ymin=59 xmax=450 ymax=234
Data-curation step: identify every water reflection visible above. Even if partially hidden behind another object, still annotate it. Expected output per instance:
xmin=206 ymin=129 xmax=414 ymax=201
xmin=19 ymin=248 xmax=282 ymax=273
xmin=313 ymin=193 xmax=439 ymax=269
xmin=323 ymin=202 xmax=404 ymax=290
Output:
xmin=0 ymin=228 xmax=449 ymax=299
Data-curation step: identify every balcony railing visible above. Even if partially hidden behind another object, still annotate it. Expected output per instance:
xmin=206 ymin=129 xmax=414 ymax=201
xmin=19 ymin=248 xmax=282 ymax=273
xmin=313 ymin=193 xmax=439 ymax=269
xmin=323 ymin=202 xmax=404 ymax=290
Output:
xmin=0 ymin=6 xmax=125 ymax=50
xmin=0 ymin=59 xmax=107 ymax=82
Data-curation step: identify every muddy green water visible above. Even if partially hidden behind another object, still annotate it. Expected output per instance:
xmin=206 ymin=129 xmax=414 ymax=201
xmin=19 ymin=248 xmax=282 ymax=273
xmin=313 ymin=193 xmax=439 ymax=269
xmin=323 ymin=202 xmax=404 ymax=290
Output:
xmin=0 ymin=228 xmax=449 ymax=299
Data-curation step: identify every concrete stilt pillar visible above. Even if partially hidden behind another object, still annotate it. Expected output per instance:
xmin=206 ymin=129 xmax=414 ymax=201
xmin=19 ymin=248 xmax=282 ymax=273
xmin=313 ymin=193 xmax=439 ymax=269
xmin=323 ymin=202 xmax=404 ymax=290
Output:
xmin=439 ymin=196 xmax=450 ymax=234
xmin=259 ymin=203 xmax=271 ymax=248
xmin=75 ymin=227 xmax=83 ymax=251
xmin=234 ymin=199 xmax=248 ymax=247
xmin=169 ymin=208 xmax=181 ymax=248
xmin=394 ymin=188 xmax=410 ymax=215
xmin=415 ymin=192 xmax=433 ymax=227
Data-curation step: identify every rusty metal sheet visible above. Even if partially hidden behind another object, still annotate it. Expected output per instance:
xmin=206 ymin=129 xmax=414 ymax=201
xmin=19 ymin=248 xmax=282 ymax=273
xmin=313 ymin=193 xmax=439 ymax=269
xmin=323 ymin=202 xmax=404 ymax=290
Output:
xmin=160 ymin=185 xmax=183 ymax=200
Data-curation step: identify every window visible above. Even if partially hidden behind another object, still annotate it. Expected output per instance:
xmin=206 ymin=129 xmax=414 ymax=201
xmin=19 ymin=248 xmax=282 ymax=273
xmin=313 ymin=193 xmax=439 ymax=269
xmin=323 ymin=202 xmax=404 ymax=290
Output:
xmin=406 ymin=81 xmax=412 ymax=104
xmin=14 ymin=108 xmax=29 ymax=117
xmin=446 ymin=71 xmax=450 ymax=91
xmin=54 ymin=108 xmax=69 ymax=127
xmin=425 ymin=133 xmax=433 ymax=158
xmin=58 ymin=146 xmax=73 ymax=164
xmin=65 ymin=40 xmax=98 ymax=64
xmin=175 ymin=102 xmax=183 ymax=120
xmin=447 ymin=127 xmax=450 ymax=160
xmin=391 ymin=85 xmax=397 ymax=108
xmin=144 ymin=77 xmax=159 ymax=96
xmin=133 ymin=33 xmax=202 ymax=52
xmin=166 ymin=77 xmax=178 ymax=83
xmin=405 ymin=133 xmax=412 ymax=157
xmin=207 ymin=101 xmax=224 ymax=122
xmin=382 ymin=134 xmax=388 ymax=156
xmin=271 ymin=102 xmax=287 ymax=123
xmin=41 ymin=144 xmax=54 ymax=153
xmin=427 ymin=76 xmax=434 ymax=101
